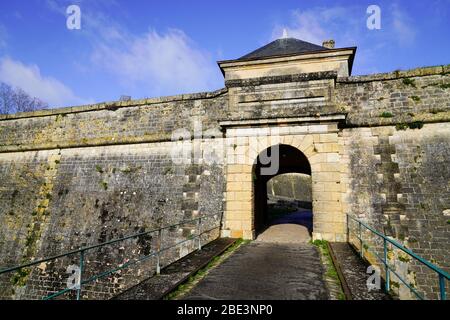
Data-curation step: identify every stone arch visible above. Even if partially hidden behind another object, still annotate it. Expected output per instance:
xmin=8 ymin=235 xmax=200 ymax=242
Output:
xmin=224 ymin=129 xmax=344 ymax=241
xmin=252 ymin=144 xmax=312 ymax=233
xmin=245 ymin=134 xmax=318 ymax=167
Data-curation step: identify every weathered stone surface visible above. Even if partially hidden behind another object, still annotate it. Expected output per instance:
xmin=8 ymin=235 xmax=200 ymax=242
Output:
xmin=113 ymin=238 xmax=236 ymax=300
xmin=267 ymin=173 xmax=312 ymax=202
xmin=0 ymin=143 xmax=224 ymax=299
xmin=342 ymin=123 xmax=450 ymax=299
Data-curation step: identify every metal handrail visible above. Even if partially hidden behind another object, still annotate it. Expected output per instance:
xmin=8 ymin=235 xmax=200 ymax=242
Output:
xmin=346 ymin=214 xmax=449 ymax=300
xmin=0 ymin=213 xmax=222 ymax=300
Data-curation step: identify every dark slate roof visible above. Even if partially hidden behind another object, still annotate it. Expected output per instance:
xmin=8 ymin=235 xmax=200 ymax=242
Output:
xmin=238 ymin=38 xmax=329 ymax=60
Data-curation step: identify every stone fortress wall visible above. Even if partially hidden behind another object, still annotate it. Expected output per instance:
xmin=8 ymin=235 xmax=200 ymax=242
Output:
xmin=0 ymin=60 xmax=449 ymax=299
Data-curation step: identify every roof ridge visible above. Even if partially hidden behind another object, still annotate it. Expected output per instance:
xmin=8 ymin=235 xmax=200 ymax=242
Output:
xmin=238 ymin=37 xmax=329 ymax=60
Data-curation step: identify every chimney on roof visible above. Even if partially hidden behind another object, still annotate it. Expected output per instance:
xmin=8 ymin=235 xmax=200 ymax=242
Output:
xmin=322 ymin=39 xmax=335 ymax=49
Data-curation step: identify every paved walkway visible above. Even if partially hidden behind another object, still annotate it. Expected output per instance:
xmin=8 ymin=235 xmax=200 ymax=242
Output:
xmin=256 ymin=224 xmax=311 ymax=243
xmin=255 ymin=208 xmax=313 ymax=244
xmin=183 ymin=237 xmax=329 ymax=300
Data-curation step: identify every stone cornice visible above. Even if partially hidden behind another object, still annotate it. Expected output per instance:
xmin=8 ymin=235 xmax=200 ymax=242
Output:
xmin=225 ymin=71 xmax=338 ymax=88
xmin=219 ymin=114 xmax=346 ymax=128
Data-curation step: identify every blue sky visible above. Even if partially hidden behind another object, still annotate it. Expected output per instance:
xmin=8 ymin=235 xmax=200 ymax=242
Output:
xmin=0 ymin=0 xmax=449 ymax=108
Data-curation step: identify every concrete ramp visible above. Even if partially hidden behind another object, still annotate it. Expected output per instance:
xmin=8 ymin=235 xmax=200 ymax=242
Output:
xmin=183 ymin=242 xmax=328 ymax=300
xmin=256 ymin=223 xmax=311 ymax=243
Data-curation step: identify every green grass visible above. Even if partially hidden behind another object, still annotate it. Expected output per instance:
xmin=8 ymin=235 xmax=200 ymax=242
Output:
xmin=379 ymin=111 xmax=393 ymax=118
xmin=427 ymin=82 xmax=450 ymax=89
xmin=398 ymin=254 xmax=411 ymax=263
xmin=311 ymin=240 xmax=346 ymax=300
xmin=100 ymin=181 xmax=108 ymax=190
xmin=402 ymin=78 xmax=416 ymax=87
xmin=396 ymin=121 xmax=424 ymax=131
xmin=10 ymin=267 xmax=31 ymax=286
xmin=410 ymin=96 xmax=421 ymax=102
xmin=408 ymin=121 xmax=424 ymax=129
xmin=312 ymin=240 xmax=339 ymax=279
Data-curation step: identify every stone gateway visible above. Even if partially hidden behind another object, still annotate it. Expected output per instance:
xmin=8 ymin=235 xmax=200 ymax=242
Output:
xmin=0 ymin=37 xmax=449 ymax=300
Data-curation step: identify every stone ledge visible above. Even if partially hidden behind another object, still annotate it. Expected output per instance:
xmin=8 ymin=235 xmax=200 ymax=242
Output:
xmin=0 ymin=88 xmax=228 ymax=121
xmin=338 ymin=64 xmax=450 ymax=84
xmin=346 ymin=111 xmax=450 ymax=128
xmin=219 ymin=114 xmax=346 ymax=128
xmin=225 ymin=71 xmax=338 ymax=88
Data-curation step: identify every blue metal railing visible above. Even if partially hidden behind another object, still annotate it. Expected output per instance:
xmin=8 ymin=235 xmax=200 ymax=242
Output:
xmin=347 ymin=214 xmax=449 ymax=300
xmin=0 ymin=213 xmax=221 ymax=300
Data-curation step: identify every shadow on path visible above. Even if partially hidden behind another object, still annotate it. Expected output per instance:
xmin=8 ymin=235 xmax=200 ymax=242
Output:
xmin=270 ymin=209 xmax=313 ymax=233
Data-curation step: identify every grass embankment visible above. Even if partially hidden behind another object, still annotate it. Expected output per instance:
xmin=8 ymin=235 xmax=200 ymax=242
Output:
xmin=312 ymin=240 xmax=346 ymax=300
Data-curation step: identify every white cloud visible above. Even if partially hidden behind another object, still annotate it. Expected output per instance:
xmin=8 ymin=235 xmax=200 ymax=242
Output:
xmin=91 ymin=28 xmax=221 ymax=96
xmin=271 ymin=7 xmax=360 ymax=47
xmin=46 ymin=0 xmax=221 ymax=97
xmin=269 ymin=5 xmax=420 ymax=75
xmin=0 ymin=57 xmax=89 ymax=107
xmin=391 ymin=4 xmax=416 ymax=46
xmin=272 ymin=11 xmax=326 ymax=45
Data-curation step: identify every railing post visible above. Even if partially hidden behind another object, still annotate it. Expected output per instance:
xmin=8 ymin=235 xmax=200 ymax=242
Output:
xmin=197 ymin=217 xmax=202 ymax=251
xmin=383 ymin=238 xmax=390 ymax=293
xmin=359 ymin=220 xmax=363 ymax=258
xmin=346 ymin=215 xmax=350 ymax=243
xmin=76 ymin=250 xmax=84 ymax=301
xmin=156 ymin=229 xmax=161 ymax=275
xmin=439 ymin=274 xmax=446 ymax=300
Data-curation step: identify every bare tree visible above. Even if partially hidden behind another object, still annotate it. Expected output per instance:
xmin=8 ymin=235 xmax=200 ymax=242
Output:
xmin=0 ymin=82 xmax=48 ymax=114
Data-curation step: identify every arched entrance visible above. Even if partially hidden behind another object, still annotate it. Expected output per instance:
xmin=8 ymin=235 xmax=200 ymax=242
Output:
xmin=253 ymin=144 xmax=312 ymax=238
xmin=223 ymin=125 xmax=345 ymax=242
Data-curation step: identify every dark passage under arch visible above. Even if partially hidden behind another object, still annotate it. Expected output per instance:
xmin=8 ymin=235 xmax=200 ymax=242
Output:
xmin=253 ymin=144 xmax=312 ymax=233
